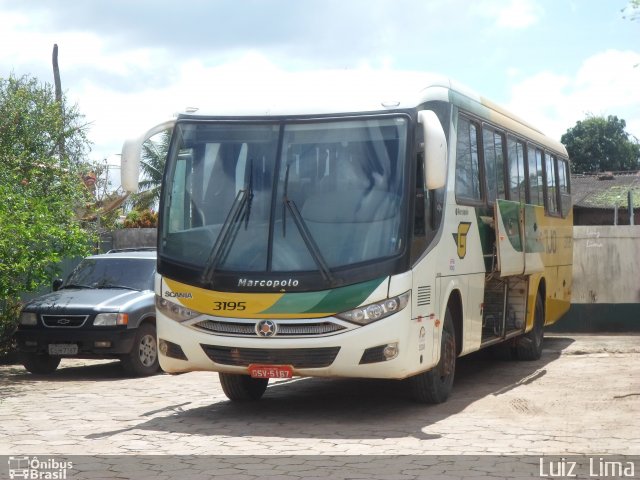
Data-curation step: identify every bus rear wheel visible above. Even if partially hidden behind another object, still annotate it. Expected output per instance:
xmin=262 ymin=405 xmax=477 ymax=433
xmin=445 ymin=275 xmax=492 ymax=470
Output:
xmin=219 ymin=372 xmax=269 ymax=401
xmin=409 ymin=307 xmax=456 ymax=404
xmin=515 ymin=292 xmax=544 ymax=361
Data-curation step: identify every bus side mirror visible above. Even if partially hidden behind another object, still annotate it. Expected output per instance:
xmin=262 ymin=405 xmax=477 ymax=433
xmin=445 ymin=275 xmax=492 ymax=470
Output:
xmin=418 ymin=110 xmax=447 ymax=190
xmin=121 ymin=120 xmax=176 ymax=193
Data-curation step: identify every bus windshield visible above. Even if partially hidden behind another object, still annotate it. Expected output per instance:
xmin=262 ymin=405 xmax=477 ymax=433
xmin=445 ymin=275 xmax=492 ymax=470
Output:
xmin=160 ymin=116 xmax=408 ymax=286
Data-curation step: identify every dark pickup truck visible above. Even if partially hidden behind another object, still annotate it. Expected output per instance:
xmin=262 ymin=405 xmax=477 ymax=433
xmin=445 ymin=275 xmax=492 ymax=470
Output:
xmin=15 ymin=249 xmax=160 ymax=376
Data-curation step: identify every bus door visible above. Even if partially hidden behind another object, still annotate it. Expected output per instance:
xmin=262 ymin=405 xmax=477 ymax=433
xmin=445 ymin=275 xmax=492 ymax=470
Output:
xmin=522 ymin=203 xmax=545 ymax=275
xmin=494 ymin=199 xmax=545 ymax=275
xmin=495 ymin=199 xmax=524 ymax=276
xmin=481 ymin=199 xmax=531 ymax=343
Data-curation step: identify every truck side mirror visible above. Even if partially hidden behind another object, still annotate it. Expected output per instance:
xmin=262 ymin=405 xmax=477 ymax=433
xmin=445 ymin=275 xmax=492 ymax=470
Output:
xmin=418 ymin=110 xmax=447 ymax=190
xmin=52 ymin=278 xmax=63 ymax=291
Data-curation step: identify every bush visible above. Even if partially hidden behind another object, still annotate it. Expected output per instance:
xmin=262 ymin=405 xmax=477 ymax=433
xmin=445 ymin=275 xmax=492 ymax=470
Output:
xmin=0 ymin=74 xmax=94 ymax=360
xmin=0 ymin=300 xmax=20 ymax=361
xmin=123 ymin=209 xmax=158 ymax=228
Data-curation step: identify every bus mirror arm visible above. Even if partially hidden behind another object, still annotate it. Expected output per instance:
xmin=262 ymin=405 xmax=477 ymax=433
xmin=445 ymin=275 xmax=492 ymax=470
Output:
xmin=121 ymin=119 xmax=176 ymax=193
xmin=418 ymin=110 xmax=447 ymax=191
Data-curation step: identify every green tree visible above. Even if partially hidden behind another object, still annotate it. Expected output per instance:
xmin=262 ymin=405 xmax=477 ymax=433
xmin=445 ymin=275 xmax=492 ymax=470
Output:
xmin=0 ymin=74 xmax=94 ymax=355
xmin=130 ymin=130 xmax=171 ymax=211
xmin=622 ymin=0 xmax=640 ymax=21
xmin=560 ymin=115 xmax=640 ymax=174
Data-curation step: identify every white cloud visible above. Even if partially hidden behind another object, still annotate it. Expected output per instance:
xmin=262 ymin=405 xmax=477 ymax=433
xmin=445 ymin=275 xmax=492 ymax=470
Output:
xmin=473 ymin=0 xmax=543 ymax=29
xmin=506 ymin=50 xmax=640 ymax=141
xmin=3 ymin=2 xmax=637 ymax=176
xmin=73 ymin=52 xmax=444 ymax=165
xmin=82 ymin=48 xmax=640 ymax=170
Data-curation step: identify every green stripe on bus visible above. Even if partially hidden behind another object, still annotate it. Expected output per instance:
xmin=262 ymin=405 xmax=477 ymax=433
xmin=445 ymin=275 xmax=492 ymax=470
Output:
xmin=262 ymin=277 xmax=387 ymax=315
xmin=498 ymin=199 xmax=523 ymax=252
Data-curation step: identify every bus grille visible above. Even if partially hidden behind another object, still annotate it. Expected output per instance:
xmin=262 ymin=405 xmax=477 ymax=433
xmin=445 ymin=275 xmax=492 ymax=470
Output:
xmin=200 ymin=345 xmax=340 ymax=368
xmin=194 ymin=319 xmax=346 ymax=337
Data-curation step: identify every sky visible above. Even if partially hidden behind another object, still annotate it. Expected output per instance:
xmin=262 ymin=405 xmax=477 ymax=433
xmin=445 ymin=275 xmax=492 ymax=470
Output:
xmin=1 ymin=0 xmax=639 ymax=171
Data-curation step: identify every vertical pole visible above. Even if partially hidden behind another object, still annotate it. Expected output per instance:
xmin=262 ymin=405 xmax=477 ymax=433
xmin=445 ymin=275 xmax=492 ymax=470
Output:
xmin=614 ymin=204 xmax=618 ymax=225
xmin=52 ymin=44 xmax=65 ymax=160
xmin=629 ymin=190 xmax=635 ymax=226
xmin=52 ymin=44 xmax=62 ymax=104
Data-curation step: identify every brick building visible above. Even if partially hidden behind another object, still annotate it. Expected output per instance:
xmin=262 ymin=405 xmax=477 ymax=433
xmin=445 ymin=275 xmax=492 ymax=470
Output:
xmin=571 ymin=171 xmax=640 ymax=225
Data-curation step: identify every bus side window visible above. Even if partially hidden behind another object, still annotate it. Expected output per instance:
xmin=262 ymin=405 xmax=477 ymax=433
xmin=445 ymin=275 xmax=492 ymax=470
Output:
xmin=557 ymin=158 xmax=571 ymax=217
xmin=527 ymin=145 xmax=545 ymax=206
xmin=415 ymin=151 xmax=437 ymax=225
xmin=507 ymin=136 xmax=526 ymax=203
xmin=412 ymin=152 xmax=439 ymax=263
xmin=168 ymin=152 xmax=189 ymax=232
xmin=544 ymin=153 xmax=559 ymax=215
xmin=483 ymin=127 xmax=506 ymax=203
xmin=414 ymin=153 xmax=426 ymax=237
xmin=455 ymin=116 xmax=482 ymax=203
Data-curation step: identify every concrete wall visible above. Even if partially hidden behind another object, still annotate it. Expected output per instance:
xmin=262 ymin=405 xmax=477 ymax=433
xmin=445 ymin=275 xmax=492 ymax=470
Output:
xmin=99 ymin=229 xmax=157 ymax=252
xmin=552 ymin=225 xmax=640 ymax=332
xmin=110 ymin=228 xmax=157 ymax=251
xmin=572 ymin=226 xmax=640 ymax=304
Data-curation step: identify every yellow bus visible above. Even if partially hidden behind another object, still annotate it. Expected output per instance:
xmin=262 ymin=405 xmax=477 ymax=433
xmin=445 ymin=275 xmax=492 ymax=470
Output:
xmin=121 ymin=77 xmax=572 ymax=403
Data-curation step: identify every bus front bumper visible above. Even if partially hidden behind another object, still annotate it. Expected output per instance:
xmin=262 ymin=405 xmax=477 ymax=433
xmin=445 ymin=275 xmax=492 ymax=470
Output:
xmin=156 ymin=312 xmax=440 ymax=380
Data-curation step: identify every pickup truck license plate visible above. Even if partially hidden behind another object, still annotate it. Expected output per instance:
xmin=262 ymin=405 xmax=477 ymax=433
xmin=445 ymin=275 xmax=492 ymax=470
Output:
xmin=48 ymin=344 xmax=78 ymax=355
xmin=248 ymin=364 xmax=293 ymax=379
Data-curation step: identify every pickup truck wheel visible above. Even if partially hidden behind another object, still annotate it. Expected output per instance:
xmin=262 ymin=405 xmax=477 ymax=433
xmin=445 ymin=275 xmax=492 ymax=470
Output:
xmin=219 ymin=373 xmax=268 ymax=401
xmin=121 ymin=323 xmax=160 ymax=376
xmin=21 ymin=353 xmax=61 ymax=374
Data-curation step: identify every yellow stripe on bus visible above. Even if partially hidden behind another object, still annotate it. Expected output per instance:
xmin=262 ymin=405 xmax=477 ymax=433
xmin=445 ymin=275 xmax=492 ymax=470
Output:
xmin=163 ymin=278 xmax=284 ymax=318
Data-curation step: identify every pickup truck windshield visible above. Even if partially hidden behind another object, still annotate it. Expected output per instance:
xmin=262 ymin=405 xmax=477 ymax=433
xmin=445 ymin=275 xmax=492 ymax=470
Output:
xmin=65 ymin=258 xmax=155 ymax=291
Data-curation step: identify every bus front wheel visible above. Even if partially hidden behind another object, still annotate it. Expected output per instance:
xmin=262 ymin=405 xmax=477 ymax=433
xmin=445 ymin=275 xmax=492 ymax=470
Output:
xmin=219 ymin=372 xmax=269 ymax=401
xmin=409 ymin=307 xmax=456 ymax=404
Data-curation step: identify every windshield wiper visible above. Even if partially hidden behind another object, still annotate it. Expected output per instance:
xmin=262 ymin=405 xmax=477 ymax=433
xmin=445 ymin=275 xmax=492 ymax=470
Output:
xmin=96 ymin=283 xmax=140 ymax=291
xmin=282 ymin=163 xmax=336 ymax=287
xmin=244 ymin=159 xmax=254 ymax=229
xmin=201 ymin=160 xmax=255 ymax=285
xmin=201 ymin=188 xmax=250 ymax=285
xmin=60 ymin=283 xmax=95 ymax=290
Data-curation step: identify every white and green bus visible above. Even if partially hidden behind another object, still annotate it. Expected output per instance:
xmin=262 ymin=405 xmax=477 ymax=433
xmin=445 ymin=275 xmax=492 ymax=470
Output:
xmin=121 ymin=77 xmax=572 ymax=403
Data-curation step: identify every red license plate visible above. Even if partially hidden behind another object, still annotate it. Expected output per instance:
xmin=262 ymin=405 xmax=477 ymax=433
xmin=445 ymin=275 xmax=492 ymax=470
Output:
xmin=248 ymin=364 xmax=293 ymax=379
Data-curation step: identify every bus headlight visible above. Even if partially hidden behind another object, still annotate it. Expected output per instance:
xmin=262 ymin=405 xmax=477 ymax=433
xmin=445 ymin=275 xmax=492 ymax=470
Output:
xmin=155 ymin=295 xmax=200 ymax=322
xmin=336 ymin=292 xmax=410 ymax=325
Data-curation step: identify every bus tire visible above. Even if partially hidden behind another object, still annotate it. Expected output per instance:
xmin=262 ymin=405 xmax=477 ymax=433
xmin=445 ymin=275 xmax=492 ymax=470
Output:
xmin=21 ymin=353 xmax=61 ymax=374
xmin=515 ymin=293 xmax=544 ymax=361
xmin=409 ymin=307 xmax=456 ymax=404
xmin=219 ymin=372 xmax=268 ymax=401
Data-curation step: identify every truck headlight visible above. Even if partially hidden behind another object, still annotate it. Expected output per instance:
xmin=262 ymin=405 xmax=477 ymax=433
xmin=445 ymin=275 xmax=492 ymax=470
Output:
xmin=336 ymin=292 xmax=410 ymax=325
xmin=156 ymin=295 xmax=200 ymax=322
xmin=94 ymin=313 xmax=128 ymax=326
xmin=19 ymin=312 xmax=38 ymax=326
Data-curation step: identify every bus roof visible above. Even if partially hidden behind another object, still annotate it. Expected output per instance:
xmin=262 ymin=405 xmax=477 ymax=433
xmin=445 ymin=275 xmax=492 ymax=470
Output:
xmin=177 ymin=72 xmax=567 ymax=157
